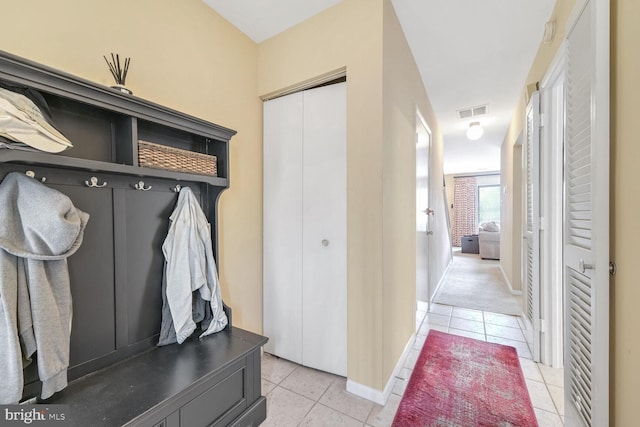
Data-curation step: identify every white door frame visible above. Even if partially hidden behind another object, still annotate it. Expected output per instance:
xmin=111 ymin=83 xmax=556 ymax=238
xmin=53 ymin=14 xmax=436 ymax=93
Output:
xmin=539 ymin=43 xmax=566 ymax=368
xmin=523 ymin=91 xmax=541 ymax=363
xmin=415 ymin=109 xmax=432 ymax=304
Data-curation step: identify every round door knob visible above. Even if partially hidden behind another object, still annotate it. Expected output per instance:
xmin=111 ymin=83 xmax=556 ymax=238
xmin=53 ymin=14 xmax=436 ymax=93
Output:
xmin=321 ymin=239 xmax=330 ymax=247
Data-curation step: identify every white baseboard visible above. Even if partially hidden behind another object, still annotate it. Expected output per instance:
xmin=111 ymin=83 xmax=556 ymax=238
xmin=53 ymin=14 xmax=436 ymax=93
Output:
xmin=499 ymin=264 xmax=522 ymax=295
xmin=430 ymin=258 xmax=453 ymax=304
xmin=346 ymin=333 xmax=415 ymax=405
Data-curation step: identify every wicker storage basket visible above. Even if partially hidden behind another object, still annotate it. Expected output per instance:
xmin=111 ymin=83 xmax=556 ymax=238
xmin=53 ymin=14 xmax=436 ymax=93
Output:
xmin=138 ymin=140 xmax=217 ymax=177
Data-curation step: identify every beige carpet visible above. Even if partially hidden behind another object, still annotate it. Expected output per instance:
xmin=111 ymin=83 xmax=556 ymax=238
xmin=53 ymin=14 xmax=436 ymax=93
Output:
xmin=432 ymin=250 xmax=523 ymax=315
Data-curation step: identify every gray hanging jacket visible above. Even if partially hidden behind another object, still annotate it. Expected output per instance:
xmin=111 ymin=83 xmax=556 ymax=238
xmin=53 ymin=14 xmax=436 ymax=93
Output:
xmin=158 ymin=187 xmax=227 ymax=346
xmin=0 ymin=172 xmax=89 ymax=403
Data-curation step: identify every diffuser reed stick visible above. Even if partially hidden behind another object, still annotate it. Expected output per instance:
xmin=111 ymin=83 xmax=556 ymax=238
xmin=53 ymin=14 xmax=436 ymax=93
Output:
xmin=104 ymin=53 xmax=131 ymax=86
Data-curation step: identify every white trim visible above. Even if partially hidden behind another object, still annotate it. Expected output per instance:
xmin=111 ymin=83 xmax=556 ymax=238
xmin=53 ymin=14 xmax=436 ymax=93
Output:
xmin=523 ymin=91 xmax=542 ymax=363
xmin=540 ymin=42 xmax=567 ymax=88
xmin=416 ymin=108 xmax=432 ymax=135
xmin=429 ymin=258 xmax=453 ymax=304
xmin=498 ymin=264 xmax=522 ymax=295
xmin=346 ymin=333 xmax=415 ymax=405
xmin=591 ymin=0 xmax=610 ymax=424
xmin=540 ymin=41 xmax=566 ymax=369
xmin=260 ymin=67 xmax=347 ymax=101
xmin=415 ymin=108 xmax=433 ymax=303
xmin=567 ymin=0 xmax=589 ymax=34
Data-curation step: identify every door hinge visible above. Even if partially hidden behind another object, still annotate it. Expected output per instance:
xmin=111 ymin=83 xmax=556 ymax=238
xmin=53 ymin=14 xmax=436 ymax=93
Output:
xmin=540 ymin=113 xmax=545 ymax=128
xmin=534 ymin=318 xmax=545 ymax=332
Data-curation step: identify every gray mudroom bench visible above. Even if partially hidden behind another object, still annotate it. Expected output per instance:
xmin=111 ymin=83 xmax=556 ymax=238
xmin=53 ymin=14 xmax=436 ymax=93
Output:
xmin=0 ymin=50 xmax=267 ymax=427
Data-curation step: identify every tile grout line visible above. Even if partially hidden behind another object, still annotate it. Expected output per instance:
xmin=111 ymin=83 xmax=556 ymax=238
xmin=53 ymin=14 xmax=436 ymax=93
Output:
xmin=295 ymin=401 xmax=319 ymax=427
xmin=318 ymin=377 xmax=374 ymax=424
xmin=280 ymin=363 xmax=299 ymax=385
xmin=540 ymin=373 xmax=564 ymax=419
xmin=482 ymin=311 xmax=488 ymax=339
xmin=264 ymin=306 xmax=564 ymax=426
xmin=518 ymin=318 xmax=563 ymax=421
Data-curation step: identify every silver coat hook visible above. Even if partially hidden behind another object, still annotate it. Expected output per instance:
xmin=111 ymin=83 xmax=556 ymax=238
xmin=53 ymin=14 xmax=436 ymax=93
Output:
xmin=172 ymin=184 xmax=182 ymax=193
xmin=85 ymin=176 xmax=107 ymax=188
xmin=25 ymin=170 xmax=46 ymax=183
xmin=134 ymin=180 xmax=152 ymax=191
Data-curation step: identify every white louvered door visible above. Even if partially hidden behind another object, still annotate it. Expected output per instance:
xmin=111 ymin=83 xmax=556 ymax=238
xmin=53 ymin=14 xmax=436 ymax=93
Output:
xmin=523 ymin=91 xmax=541 ymax=362
xmin=564 ymin=0 xmax=609 ymax=425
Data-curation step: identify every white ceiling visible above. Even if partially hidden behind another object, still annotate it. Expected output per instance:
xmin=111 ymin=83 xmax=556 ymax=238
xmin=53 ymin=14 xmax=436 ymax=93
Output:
xmin=203 ymin=0 xmax=344 ymax=43
xmin=203 ymin=0 xmax=556 ymax=175
xmin=391 ymin=0 xmax=556 ymax=175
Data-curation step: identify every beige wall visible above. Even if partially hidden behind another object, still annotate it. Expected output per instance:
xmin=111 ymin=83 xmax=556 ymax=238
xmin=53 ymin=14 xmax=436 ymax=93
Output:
xmin=259 ymin=0 xmax=386 ymax=390
xmin=499 ymin=117 xmax=523 ymax=292
xmin=382 ymin=1 xmax=417 ymax=388
xmin=611 ymin=0 xmax=640 ymax=424
xmin=499 ymin=111 xmax=516 ymax=289
xmin=0 ymin=0 xmax=265 ymax=333
xmin=525 ymin=0 xmax=578 ymax=84
xmin=381 ymin=0 xmax=450 ymax=388
xmin=259 ymin=0 xmax=447 ymax=391
xmin=258 ymin=0 xmax=384 ymax=390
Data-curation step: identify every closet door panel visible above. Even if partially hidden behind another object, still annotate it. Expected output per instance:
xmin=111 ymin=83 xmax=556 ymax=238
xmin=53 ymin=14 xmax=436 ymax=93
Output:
xmin=263 ymin=93 xmax=304 ymax=363
xmin=302 ymin=83 xmax=347 ymax=376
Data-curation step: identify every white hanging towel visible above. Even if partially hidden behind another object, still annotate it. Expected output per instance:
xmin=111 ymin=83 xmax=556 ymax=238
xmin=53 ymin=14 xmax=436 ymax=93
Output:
xmin=158 ymin=187 xmax=228 ymax=345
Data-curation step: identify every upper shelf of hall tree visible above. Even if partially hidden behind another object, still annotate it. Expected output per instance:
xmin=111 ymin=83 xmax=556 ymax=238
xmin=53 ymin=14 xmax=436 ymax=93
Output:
xmin=0 ymin=50 xmax=236 ymax=186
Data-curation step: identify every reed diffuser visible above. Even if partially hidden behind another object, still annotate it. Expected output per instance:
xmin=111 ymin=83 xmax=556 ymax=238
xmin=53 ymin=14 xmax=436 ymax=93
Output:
xmin=104 ymin=53 xmax=131 ymax=94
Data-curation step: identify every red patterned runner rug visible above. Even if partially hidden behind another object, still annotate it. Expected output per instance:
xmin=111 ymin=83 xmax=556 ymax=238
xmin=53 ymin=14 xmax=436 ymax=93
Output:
xmin=392 ymin=330 xmax=538 ymax=427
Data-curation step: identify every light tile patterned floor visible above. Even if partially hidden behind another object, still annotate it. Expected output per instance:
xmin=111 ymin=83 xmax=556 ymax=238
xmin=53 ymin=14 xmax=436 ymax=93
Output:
xmin=261 ymin=303 xmax=564 ymax=426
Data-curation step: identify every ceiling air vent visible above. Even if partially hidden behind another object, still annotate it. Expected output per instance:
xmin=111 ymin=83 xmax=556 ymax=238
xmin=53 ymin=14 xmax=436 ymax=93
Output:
xmin=457 ymin=104 xmax=488 ymax=119
xmin=458 ymin=109 xmax=473 ymax=119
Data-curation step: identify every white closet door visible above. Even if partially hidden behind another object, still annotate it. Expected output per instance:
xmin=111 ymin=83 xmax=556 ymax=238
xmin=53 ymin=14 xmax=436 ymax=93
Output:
xmin=263 ymin=92 xmax=304 ymax=364
xmin=564 ymin=0 xmax=609 ymax=425
xmin=302 ymin=83 xmax=347 ymax=376
xmin=523 ymin=91 xmax=541 ymax=362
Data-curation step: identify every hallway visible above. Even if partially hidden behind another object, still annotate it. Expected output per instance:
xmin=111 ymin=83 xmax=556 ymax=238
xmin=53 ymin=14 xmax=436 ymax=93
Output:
xmin=260 ymin=300 xmax=564 ymax=426
xmin=432 ymin=249 xmax=522 ymax=315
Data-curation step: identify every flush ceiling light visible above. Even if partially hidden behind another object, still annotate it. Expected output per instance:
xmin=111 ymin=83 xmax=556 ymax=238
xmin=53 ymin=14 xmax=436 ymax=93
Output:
xmin=466 ymin=121 xmax=484 ymax=140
